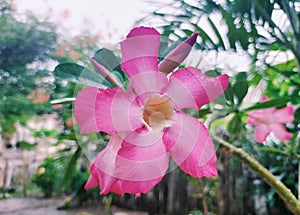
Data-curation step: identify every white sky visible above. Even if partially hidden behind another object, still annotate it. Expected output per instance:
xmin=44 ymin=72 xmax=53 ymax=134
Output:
xmin=15 ymin=0 xmax=254 ymax=73
xmin=16 ymin=0 xmax=157 ymax=42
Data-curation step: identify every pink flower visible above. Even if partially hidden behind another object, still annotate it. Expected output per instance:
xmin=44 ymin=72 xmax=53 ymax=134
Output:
xmin=74 ymin=27 xmax=229 ymax=196
xmin=247 ymin=96 xmax=294 ymax=143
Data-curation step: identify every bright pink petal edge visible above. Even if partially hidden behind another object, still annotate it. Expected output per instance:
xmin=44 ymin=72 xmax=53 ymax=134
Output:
xmin=120 ymin=27 xmax=160 ymax=77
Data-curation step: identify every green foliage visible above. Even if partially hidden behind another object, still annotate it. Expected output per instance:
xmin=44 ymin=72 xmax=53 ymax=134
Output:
xmin=244 ymin=97 xmax=291 ymax=111
xmin=232 ymin=72 xmax=249 ymax=105
xmin=0 ymin=0 xmax=57 ymax=135
xmin=148 ymin=0 xmax=300 ymax=213
xmin=53 ymin=63 xmax=112 ymax=88
xmin=31 ymin=157 xmax=60 ymax=198
xmin=93 ymin=48 xmax=122 ymax=73
xmin=146 ymin=0 xmax=300 ymax=66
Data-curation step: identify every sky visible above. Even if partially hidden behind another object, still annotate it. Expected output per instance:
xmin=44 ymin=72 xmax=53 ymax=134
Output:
xmin=15 ymin=0 xmax=253 ymax=74
xmin=16 ymin=0 xmax=157 ymax=42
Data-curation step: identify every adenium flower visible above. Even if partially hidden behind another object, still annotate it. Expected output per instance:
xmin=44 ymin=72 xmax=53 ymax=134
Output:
xmin=247 ymin=96 xmax=294 ymax=143
xmin=74 ymin=27 xmax=229 ymax=196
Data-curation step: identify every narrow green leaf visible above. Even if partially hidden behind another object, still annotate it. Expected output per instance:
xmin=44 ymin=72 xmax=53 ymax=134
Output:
xmin=61 ymin=146 xmax=82 ymax=188
xmin=224 ymin=84 xmax=234 ymax=103
xmin=50 ymin=98 xmax=75 ymax=105
xmin=244 ymin=97 xmax=290 ymax=111
xmin=207 ymin=17 xmax=225 ymax=50
xmin=191 ymin=23 xmax=218 ymax=50
xmin=53 ymin=63 xmax=112 ymax=88
xmin=198 ymin=108 xmax=211 ymax=117
xmin=17 ymin=141 xmax=37 ymax=150
xmin=260 ymin=147 xmax=287 ymax=155
xmin=220 ymin=8 xmax=236 ymax=50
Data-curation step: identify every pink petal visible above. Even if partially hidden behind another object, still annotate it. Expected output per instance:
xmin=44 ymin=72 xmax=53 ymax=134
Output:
xmin=163 ymin=67 xmax=229 ymax=109
xmin=74 ymin=87 xmax=143 ymax=134
xmin=272 ymin=106 xmax=294 ymax=123
xmin=270 ymin=124 xmax=293 ymax=142
xmin=247 ymin=110 xmax=271 ymax=125
xmin=74 ymin=87 xmax=99 ymax=133
xmin=159 ymin=32 xmax=198 ymax=74
xmin=86 ymin=134 xmax=168 ymax=196
xmin=261 ymin=96 xmax=269 ymax=102
xmin=115 ymin=130 xmax=169 ymax=182
xmin=120 ymin=27 xmax=160 ymax=77
xmin=90 ymin=58 xmax=122 ymax=88
xmin=84 ymin=135 xmax=122 ymax=192
xmin=129 ymin=71 xmax=168 ymax=100
xmin=254 ymin=124 xmax=270 ymax=143
xmin=163 ymin=111 xmax=218 ymax=177
xmin=247 ymin=111 xmax=258 ymax=125
xmin=123 ymin=126 xmax=164 ymax=147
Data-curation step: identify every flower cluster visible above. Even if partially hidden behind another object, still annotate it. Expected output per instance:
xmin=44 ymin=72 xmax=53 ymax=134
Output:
xmin=74 ymin=27 xmax=229 ymax=196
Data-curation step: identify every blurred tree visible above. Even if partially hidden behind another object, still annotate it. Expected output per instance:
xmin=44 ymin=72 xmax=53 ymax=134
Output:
xmin=0 ymin=0 xmax=57 ymax=136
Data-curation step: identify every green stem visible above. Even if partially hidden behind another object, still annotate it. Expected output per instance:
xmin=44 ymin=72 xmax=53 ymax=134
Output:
xmin=298 ymin=162 xmax=300 ymax=201
xmin=212 ymin=135 xmax=300 ymax=214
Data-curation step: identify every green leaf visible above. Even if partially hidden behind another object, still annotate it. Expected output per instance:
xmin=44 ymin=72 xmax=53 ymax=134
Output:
xmin=227 ymin=113 xmax=242 ymax=134
xmin=235 ymin=72 xmax=247 ymax=81
xmin=17 ymin=141 xmax=37 ymax=150
xmin=205 ymin=69 xmax=221 ymax=77
xmin=207 ymin=17 xmax=225 ymax=50
xmin=260 ymin=147 xmax=287 ymax=155
xmin=198 ymin=108 xmax=211 ymax=117
xmin=53 ymin=63 xmax=112 ymax=88
xmin=224 ymin=83 xmax=234 ymax=103
xmin=111 ymin=70 xmax=125 ymax=83
xmin=50 ymin=97 xmax=75 ymax=105
xmin=233 ymin=81 xmax=248 ymax=104
xmin=233 ymin=72 xmax=248 ymax=104
xmin=191 ymin=23 xmax=218 ymax=50
xmin=93 ymin=48 xmax=122 ymax=73
xmin=244 ymin=97 xmax=290 ymax=111
xmin=61 ymin=146 xmax=82 ymax=188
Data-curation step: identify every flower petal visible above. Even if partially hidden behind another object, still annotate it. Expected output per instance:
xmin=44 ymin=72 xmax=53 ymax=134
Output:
xmin=272 ymin=106 xmax=294 ymax=123
xmin=129 ymin=71 xmax=168 ymax=98
xmin=120 ymin=27 xmax=160 ymax=77
xmin=270 ymin=124 xmax=293 ymax=142
xmin=84 ymin=135 xmax=121 ymax=193
xmin=254 ymin=124 xmax=270 ymax=143
xmin=74 ymin=87 xmax=143 ymax=134
xmin=163 ymin=67 xmax=229 ymax=109
xmin=74 ymin=87 xmax=99 ymax=133
xmin=90 ymin=58 xmax=122 ymax=88
xmin=163 ymin=111 xmax=218 ymax=177
xmin=86 ymin=134 xmax=168 ymax=196
xmin=116 ymin=130 xmax=169 ymax=182
xmin=159 ymin=32 xmax=198 ymax=74
xmin=123 ymin=126 xmax=164 ymax=147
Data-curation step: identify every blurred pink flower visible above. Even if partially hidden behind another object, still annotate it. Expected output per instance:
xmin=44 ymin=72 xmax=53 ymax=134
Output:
xmin=69 ymin=50 xmax=81 ymax=60
xmin=74 ymin=27 xmax=229 ymax=196
xmin=61 ymin=9 xmax=71 ymax=19
xmin=247 ymin=96 xmax=294 ymax=143
xmin=55 ymin=48 xmax=65 ymax=57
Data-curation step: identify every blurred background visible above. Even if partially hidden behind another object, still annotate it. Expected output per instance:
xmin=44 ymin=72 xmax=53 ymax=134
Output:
xmin=0 ymin=0 xmax=299 ymax=214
